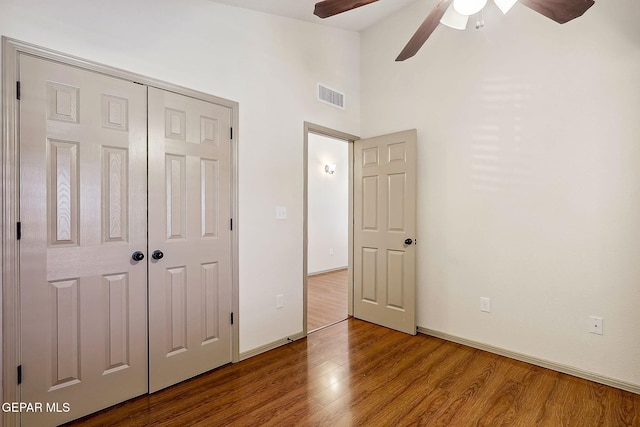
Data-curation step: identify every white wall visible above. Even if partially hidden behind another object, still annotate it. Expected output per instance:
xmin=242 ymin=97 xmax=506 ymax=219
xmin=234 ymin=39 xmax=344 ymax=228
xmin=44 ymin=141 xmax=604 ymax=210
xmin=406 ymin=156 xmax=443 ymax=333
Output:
xmin=0 ymin=0 xmax=360 ymax=355
xmin=361 ymin=0 xmax=640 ymax=386
xmin=307 ymin=133 xmax=349 ymax=274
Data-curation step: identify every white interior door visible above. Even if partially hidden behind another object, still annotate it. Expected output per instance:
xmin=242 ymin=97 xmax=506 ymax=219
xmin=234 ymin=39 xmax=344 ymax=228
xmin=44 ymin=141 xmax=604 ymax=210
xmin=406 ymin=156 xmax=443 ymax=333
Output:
xmin=148 ymin=87 xmax=233 ymax=392
xmin=19 ymin=54 xmax=148 ymax=426
xmin=353 ymin=129 xmax=417 ymax=335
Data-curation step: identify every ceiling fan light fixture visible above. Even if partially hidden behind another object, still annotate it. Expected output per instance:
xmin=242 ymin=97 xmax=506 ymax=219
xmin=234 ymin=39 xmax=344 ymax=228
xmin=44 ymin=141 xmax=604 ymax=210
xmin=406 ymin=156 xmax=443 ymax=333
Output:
xmin=440 ymin=3 xmax=470 ymax=30
xmin=314 ymin=0 xmax=595 ymax=62
xmin=453 ymin=0 xmax=488 ymax=16
xmin=493 ymin=0 xmax=518 ymax=14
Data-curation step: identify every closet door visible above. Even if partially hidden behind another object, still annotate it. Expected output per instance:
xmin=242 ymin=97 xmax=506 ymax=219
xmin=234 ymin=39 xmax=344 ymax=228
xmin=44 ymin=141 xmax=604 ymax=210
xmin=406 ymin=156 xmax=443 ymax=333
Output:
xmin=19 ymin=54 xmax=148 ymax=426
xmin=148 ymin=88 xmax=232 ymax=392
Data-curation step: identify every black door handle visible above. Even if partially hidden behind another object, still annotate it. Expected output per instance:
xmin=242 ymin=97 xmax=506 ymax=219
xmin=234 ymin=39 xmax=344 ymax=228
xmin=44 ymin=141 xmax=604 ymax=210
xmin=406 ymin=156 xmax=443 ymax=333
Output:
xmin=152 ymin=250 xmax=164 ymax=260
xmin=404 ymin=238 xmax=413 ymax=245
xmin=132 ymin=251 xmax=145 ymax=261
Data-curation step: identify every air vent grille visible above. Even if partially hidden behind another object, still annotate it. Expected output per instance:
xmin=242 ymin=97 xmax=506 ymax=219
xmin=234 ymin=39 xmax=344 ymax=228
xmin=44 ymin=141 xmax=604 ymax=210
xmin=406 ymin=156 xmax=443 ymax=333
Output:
xmin=317 ymin=84 xmax=345 ymax=110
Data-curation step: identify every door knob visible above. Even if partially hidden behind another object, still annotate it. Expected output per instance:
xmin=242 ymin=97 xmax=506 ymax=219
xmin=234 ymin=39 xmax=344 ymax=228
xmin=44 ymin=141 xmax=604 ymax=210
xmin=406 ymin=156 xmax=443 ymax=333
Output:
xmin=404 ymin=238 xmax=413 ymax=245
xmin=131 ymin=251 xmax=145 ymax=261
xmin=152 ymin=250 xmax=164 ymax=260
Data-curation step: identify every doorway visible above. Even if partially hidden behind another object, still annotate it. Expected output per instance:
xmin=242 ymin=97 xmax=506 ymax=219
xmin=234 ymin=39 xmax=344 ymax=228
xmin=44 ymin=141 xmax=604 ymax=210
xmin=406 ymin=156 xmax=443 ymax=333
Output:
xmin=307 ymin=133 xmax=349 ymax=331
xmin=303 ymin=124 xmax=418 ymax=337
xmin=303 ymin=123 xmax=358 ymax=334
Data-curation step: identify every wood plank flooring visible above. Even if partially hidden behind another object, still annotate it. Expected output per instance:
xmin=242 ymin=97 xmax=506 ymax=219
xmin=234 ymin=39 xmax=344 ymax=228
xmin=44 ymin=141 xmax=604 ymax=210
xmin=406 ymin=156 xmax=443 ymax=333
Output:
xmin=307 ymin=269 xmax=348 ymax=331
xmin=66 ymin=318 xmax=640 ymax=426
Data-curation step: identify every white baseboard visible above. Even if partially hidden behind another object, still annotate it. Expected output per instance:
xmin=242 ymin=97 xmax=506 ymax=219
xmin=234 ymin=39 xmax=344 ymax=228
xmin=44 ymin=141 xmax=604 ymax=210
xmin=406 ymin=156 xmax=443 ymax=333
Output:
xmin=418 ymin=327 xmax=640 ymax=396
xmin=239 ymin=331 xmax=306 ymax=361
xmin=307 ymin=266 xmax=348 ymax=276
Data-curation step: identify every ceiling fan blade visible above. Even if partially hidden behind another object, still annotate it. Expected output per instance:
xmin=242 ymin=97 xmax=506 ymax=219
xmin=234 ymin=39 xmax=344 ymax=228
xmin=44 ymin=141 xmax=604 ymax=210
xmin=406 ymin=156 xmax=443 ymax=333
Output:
xmin=518 ymin=0 xmax=595 ymax=24
xmin=314 ymin=0 xmax=379 ymax=19
xmin=396 ymin=0 xmax=452 ymax=62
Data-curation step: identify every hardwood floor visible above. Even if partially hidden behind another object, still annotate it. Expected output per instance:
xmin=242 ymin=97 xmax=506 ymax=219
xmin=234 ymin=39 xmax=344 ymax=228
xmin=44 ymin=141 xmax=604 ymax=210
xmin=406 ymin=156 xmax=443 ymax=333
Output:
xmin=307 ymin=269 xmax=348 ymax=331
xmin=66 ymin=318 xmax=640 ymax=426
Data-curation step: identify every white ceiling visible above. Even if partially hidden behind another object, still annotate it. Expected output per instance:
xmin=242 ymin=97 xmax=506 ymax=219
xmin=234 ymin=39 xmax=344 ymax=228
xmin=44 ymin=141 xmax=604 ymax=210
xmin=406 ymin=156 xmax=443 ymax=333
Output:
xmin=207 ymin=0 xmax=420 ymax=31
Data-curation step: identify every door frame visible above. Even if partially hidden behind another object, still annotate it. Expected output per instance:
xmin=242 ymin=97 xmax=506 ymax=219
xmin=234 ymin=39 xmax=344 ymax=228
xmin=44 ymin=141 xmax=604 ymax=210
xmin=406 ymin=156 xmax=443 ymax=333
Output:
xmin=302 ymin=122 xmax=358 ymax=335
xmin=2 ymin=37 xmax=240 ymax=425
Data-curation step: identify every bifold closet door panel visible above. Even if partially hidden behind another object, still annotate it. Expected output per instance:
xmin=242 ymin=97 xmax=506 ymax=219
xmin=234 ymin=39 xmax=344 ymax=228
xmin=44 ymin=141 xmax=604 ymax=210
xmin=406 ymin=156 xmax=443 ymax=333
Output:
xmin=147 ymin=87 xmax=233 ymax=393
xmin=19 ymin=53 xmax=149 ymax=426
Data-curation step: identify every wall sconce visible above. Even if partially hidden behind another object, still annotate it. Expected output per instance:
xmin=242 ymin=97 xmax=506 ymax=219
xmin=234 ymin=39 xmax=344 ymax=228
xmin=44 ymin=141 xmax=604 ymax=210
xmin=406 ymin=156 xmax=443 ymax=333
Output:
xmin=324 ymin=163 xmax=336 ymax=175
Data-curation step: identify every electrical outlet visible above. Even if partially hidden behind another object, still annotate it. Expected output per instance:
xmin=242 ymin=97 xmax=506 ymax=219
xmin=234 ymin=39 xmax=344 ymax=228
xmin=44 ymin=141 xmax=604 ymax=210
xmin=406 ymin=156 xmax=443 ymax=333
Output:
xmin=589 ymin=316 xmax=603 ymax=335
xmin=276 ymin=294 xmax=284 ymax=309
xmin=480 ymin=297 xmax=491 ymax=313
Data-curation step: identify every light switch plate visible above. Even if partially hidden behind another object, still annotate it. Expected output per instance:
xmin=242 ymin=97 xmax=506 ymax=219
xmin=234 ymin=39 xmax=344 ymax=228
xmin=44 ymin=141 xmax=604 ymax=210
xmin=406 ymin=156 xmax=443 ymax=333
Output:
xmin=276 ymin=206 xmax=287 ymax=220
xmin=480 ymin=297 xmax=491 ymax=313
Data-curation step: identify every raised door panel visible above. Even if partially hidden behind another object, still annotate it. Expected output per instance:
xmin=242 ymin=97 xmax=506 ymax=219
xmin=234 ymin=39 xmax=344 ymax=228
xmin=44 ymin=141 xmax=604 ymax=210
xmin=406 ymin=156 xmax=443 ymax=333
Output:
xmin=48 ymin=279 xmax=81 ymax=391
xmin=201 ymin=262 xmax=221 ymax=344
xmin=48 ymin=140 xmax=79 ymax=246
xmin=102 ymin=147 xmax=129 ymax=243
xmin=361 ymin=248 xmax=378 ymax=303
xmin=201 ymin=159 xmax=219 ymax=238
xmin=166 ymin=266 xmax=188 ymax=356
xmin=166 ymin=154 xmax=187 ymax=240
xmin=102 ymin=273 xmax=131 ymax=373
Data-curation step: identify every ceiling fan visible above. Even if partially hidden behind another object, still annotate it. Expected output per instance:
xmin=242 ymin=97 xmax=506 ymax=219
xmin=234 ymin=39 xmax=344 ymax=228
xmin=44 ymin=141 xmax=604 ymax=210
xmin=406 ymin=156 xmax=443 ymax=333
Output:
xmin=313 ymin=0 xmax=595 ymax=61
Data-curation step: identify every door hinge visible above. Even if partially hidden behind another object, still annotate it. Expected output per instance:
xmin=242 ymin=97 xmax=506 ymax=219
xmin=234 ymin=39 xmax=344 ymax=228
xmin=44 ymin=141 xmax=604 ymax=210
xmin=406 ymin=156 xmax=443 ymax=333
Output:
xmin=230 ymin=312 xmax=234 ymax=325
xmin=17 ymin=222 xmax=21 ymax=240
xmin=16 ymin=81 xmax=21 ymax=100
xmin=230 ymin=218 xmax=233 ymax=231
xmin=17 ymin=365 xmax=22 ymax=384
xmin=230 ymin=127 xmax=233 ymax=140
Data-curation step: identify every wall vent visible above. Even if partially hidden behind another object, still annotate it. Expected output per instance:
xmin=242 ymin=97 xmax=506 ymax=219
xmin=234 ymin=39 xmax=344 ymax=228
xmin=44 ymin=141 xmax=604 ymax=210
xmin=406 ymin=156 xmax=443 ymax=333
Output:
xmin=317 ymin=84 xmax=345 ymax=110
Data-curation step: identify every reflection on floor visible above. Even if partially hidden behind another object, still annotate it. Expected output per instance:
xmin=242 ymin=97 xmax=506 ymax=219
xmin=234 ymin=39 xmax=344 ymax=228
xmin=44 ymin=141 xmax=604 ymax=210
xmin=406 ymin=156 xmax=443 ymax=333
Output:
xmin=307 ymin=268 xmax=348 ymax=332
